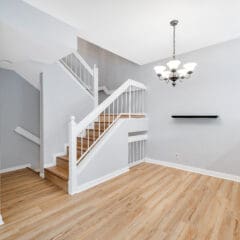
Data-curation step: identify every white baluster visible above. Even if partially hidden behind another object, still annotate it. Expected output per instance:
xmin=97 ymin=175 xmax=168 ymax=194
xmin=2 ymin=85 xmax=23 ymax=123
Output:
xmin=98 ymin=114 xmax=100 ymax=138
xmin=117 ymin=97 xmax=119 ymax=116
xmin=81 ymin=131 xmax=83 ymax=157
xmin=129 ymin=85 xmax=131 ymax=118
xmin=121 ymin=94 xmax=123 ymax=114
xmin=93 ymin=64 xmax=98 ymax=108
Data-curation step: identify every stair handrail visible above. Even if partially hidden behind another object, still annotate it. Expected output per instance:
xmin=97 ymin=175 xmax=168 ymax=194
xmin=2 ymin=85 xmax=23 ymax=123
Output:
xmin=73 ymin=52 xmax=93 ymax=76
xmin=74 ymin=79 xmax=146 ymax=136
xmin=60 ymin=52 xmax=98 ymax=107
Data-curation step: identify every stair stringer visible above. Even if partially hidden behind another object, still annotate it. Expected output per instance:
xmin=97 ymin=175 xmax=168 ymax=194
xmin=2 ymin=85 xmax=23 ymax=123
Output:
xmin=74 ymin=118 xmax=148 ymax=193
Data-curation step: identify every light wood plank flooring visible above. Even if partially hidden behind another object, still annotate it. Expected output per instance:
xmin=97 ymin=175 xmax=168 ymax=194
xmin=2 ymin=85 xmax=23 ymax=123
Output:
xmin=0 ymin=163 xmax=240 ymax=240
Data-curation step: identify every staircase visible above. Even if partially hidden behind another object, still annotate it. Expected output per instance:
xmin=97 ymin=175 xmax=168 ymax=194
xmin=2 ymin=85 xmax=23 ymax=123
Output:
xmin=44 ymin=52 xmax=147 ymax=194
xmin=45 ymin=114 xmax=145 ymax=192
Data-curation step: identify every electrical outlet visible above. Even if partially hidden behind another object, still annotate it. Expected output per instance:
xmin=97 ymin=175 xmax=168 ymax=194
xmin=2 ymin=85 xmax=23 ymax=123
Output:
xmin=175 ymin=153 xmax=179 ymax=160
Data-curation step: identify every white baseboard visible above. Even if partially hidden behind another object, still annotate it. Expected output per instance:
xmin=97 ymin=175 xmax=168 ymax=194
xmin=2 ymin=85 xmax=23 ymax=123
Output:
xmin=129 ymin=159 xmax=145 ymax=168
xmin=75 ymin=167 xmax=129 ymax=194
xmin=146 ymin=158 xmax=240 ymax=183
xmin=0 ymin=214 xmax=4 ymax=225
xmin=0 ymin=163 xmax=31 ymax=174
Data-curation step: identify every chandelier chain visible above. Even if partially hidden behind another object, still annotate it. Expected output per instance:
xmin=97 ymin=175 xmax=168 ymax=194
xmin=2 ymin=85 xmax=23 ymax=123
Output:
xmin=173 ymin=24 xmax=176 ymax=59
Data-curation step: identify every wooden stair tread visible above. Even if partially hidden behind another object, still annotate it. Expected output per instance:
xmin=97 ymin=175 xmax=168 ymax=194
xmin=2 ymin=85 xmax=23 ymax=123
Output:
xmin=45 ymin=166 xmax=68 ymax=180
xmin=120 ymin=114 xmax=145 ymax=118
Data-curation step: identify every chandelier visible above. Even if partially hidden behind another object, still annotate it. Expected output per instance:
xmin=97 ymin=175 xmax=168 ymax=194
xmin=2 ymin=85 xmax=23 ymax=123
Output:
xmin=154 ymin=20 xmax=197 ymax=86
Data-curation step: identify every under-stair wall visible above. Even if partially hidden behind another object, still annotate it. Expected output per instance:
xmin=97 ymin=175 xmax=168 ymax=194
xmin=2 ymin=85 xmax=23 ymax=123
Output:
xmin=75 ymin=117 xmax=148 ymax=193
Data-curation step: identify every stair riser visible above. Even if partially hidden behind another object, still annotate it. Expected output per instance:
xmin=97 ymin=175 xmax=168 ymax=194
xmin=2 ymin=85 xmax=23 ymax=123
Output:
xmin=94 ymin=123 xmax=111 ymax=130
xmin=57 ymin=157 xmax=69 ymax=170
xmin=77 ymin=138 xmax=94 ymax=145
xmin=99 ymin=116 xmax=116 ymax=122
xmin=67 ymin=146 xmax=88 ymax=154
xmin=45 ymin=171 xmax=68 ymax=192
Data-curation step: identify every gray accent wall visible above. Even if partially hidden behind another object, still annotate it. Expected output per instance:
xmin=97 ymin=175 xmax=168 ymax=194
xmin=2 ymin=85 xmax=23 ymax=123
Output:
xmin=139 ymin=38 xmax=240 ymax=176
xmin=0 ymin=68 xmax=40 ymax=170
xmin=78 ymin=37 xmax=140 ymax=90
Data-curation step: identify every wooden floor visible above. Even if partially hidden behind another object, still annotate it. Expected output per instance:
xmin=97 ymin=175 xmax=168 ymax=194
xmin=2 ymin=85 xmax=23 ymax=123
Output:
xmin=0 ymin=163 xmax=240 ymax=240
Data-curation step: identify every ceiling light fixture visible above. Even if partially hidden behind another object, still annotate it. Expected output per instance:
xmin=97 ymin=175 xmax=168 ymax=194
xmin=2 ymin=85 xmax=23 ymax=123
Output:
xmin=154 ymin=20 xmax=197 ymax=86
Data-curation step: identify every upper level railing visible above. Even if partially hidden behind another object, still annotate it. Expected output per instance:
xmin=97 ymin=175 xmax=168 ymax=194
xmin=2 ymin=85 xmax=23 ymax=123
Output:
xmin=60 ymin=52 xmax=98 ymax=107
xmin=68 ymin=79 xmax=146 ymax=194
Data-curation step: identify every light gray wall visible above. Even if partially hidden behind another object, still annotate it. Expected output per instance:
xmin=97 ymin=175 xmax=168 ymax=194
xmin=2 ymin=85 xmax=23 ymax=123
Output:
xmin=78 ymin=37 xmax=140 ymax=90
xmin=0 ymin=68 xmax=40 ymax=170
xmin=42 ymin=63 xmax=94 ymax=166
xmin=140 ymin=38 xmax=240 ymax=176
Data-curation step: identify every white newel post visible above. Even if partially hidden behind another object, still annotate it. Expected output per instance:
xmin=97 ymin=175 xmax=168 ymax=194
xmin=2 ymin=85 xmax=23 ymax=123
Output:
xmin=93 ymin=64 xmax=99 ymax=108
xmin=0 ymin=214 xmax=4 ymax=225
xmin=68 ymin=116 xmax=77 ymax=195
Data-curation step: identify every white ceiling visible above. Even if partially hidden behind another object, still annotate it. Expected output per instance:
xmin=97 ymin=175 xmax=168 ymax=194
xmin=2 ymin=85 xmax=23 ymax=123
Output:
xmin=0 ymin=0 xmax=78 ymax=89
xmin=23 ymin=0 xmax=240 ymax=65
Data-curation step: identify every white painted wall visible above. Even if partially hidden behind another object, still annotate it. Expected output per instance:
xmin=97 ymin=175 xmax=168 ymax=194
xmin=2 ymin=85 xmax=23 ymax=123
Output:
xmin=140 ymin=38 xmax=240 ymax=176
xmin=41 ymin=63 xmax=94 ymax=166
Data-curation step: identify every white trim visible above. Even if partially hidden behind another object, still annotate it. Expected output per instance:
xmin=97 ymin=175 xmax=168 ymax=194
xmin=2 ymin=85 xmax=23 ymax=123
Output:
xmin=75 ymin=167 xmax=129 ymax=194
xmin=0 ymin=214 xmax=4 ymax=225
xmin=98 ymin=85 xmax=144 ymax=96
xmin=40 ymin=74 xmax=44 ymax=179
xmin=0 ymin=163 xmax=31 ymax=173
xmin=14 ymin=126 xmax=40 ymax=145
xmin=98 ymin=86 xmax=114 ymax=95
xmin=128 ymin=134 xmax=148 ymax=143
xmin=129 ymin=159 xmax=145 ymax=167
xmin=146 ymin=159 xmax=240 ymax=183
xmin=40 ymin=172 xmax=45 ymax=178
xmin=57 ymin=61 xmax=94 ymax=99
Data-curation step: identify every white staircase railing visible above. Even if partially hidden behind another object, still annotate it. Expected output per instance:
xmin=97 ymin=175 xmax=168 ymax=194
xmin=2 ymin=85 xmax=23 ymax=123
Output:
xmin=68 ymin=79 xmax=146 ymax=194
xmin=60 ymin=52 xmax=98 ymax=107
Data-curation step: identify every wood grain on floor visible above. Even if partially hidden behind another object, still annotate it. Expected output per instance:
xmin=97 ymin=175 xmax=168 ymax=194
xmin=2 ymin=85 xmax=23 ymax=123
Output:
xmin=0 ymin=163 xmax=239 ymax=240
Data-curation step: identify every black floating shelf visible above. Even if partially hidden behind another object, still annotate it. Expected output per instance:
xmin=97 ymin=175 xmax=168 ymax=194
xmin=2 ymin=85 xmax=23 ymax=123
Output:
xmin=172 ymin=115 xmax=219 ymax=118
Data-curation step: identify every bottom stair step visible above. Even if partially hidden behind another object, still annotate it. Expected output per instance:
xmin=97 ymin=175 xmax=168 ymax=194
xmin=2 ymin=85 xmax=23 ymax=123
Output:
xmin=45 ymin=166 xmax=68 ymax=192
